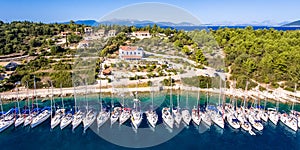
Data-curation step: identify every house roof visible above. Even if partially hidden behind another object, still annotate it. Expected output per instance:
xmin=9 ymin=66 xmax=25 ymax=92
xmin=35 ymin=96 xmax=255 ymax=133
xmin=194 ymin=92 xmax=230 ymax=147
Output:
xmin=133 ymin=31 xmax=150 ymax=34
xmin=119 ymin=46 xmax=138 ymax=51
xmin=121 ymin=55 xmax=142 ymax=59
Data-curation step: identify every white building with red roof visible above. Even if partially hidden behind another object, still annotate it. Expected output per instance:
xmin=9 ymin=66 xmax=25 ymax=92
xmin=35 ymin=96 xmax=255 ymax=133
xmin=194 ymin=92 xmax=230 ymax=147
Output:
xmin=131 ymin=31 xmax=151 ymax=39
xmin=119 ymin=46 xmax=144 ymax=60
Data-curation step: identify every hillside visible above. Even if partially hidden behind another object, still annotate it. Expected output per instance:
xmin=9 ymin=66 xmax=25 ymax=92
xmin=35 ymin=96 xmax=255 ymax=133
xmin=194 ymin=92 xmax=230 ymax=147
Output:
xmin=283 ymin=20 xmax=300 ymax=26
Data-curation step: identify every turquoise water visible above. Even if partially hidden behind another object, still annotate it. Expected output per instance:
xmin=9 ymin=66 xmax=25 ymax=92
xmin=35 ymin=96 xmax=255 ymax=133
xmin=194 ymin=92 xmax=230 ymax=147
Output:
xmin=1 ymin=91 xmax=300 ymax=150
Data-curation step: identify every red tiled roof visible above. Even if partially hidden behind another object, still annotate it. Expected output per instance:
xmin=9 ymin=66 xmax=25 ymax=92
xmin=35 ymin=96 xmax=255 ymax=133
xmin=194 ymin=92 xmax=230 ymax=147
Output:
xmin=119 ymin=46 xmax=138 ymax=51
xmin=121 ymin=55 xmax=142 ymax=59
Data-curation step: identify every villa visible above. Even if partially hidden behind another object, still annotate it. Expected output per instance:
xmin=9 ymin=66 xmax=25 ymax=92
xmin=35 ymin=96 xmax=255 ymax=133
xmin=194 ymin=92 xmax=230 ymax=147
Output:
xmin=77 ymin=40 xmax=89 ymax=49
xmin=96 ymin=29 xmax=105 ymax=37
xmin=119 ymin=46 xmax=144 ymax=60
xmin=108 ymin=30 xmax=116 ymax=37
xmin=84 ymin=27 xmax=93 ymax=34
xmin=131 ymin=31 xmax=151 ymax=39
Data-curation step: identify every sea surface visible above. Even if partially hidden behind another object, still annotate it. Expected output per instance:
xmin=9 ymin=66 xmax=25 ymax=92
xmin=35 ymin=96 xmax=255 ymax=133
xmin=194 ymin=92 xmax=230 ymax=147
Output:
xmin=1 ymin=91 xmax=300 ymax=150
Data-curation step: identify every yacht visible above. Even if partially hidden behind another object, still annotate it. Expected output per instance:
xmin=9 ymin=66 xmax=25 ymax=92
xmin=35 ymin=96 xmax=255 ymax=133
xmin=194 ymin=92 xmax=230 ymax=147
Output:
xmin=51 ymin=108 xmax=65 ymax=129
xmin=131 ymin=99 xmax=143 ymax=130
xmin=208 ymin=105 xmax=224 ymax=129
xmin=119 ymin=107 xmax=131 ymax=125
xmin=181 ymin=92 xmax=191 ymax=126
xmin=162 ymin=107 xmax=174 ymax=129
xmin=268 ymin=108 xmax=279 ymax=125
xmin=248 ymin=113 xmax=264 ymax=131
xmin=110 ymin=107 xmax=121 ymax=126
xmin=97 ymin=77 xmax=110 ymax=128
xmin=71 ymin=84 xmax=82 ymax=130
xmin=15 ymin=91 xmax=25 ymax=127
xmin=201 ymin=89 xmax=211 ymax=127
xmin=0 ymin=108 xmax=16 ymax=133
xmin=280 ymin=113 xmax=298 ymax=132
xmin=60 ymin=111 xmax=73 ymax=130
xmin=72 ymin=110 xmax=83 ymax=130
xmin=192 ymin=106 xmax=201 ymax=126
xmin=83 ymin=109 xmax=96 ymax=132
xmin=97 ymin=108 xmax=110 ymax=128
xmin=173 ymin=92 xmax=182 ymax=126
xmin=145 ymin=90 xmax=158 ymax=128
xmin=31 ymin=107 xmax=51 ymax=128
xmin=24 ymin=108 xmax=40 ymax=126
xmin=226 ymin=112 xmax=240 ymax=129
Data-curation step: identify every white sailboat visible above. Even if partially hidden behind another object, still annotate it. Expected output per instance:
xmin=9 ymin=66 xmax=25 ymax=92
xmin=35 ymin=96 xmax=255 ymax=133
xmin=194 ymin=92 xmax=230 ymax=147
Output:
xmin=192 ymin=88 xmax=201 ymax=126
xmin=0 ymin=96 xmax=15 ymax=132
xmin=280 ymin=85 xmax=298 ymax=132
xmin=173 ymin=90 xmax=182 ymax=126
xmin=162 ymin=79 xmax=174 ymax=129
xmin=60 ymin=111 xmax=73 ymax=130
xmin=146 ymin=87 xmax=158 ymax=129
xmin=83 ymin=82 xmax=96 ymax=132
xmin=72 ymin=84 xmax=83 ymax=130
xmin=131 ymin=99 xmax=143 ymax=130
xmin=15 ymin=88 xmax=25 ymax=127
xmin=181 ymin=92 xmax=191 ymax=126
xmin=131 ymin=81 xmax=143 ymax=130
xmin=51 ymin=83 xmax=65 ymax=129
xmin=201 ymin=86 xmax=211 ymax=127
xmin=31 ymin=76 xmax=51 ymax=128
xmin=119 ymin=97 xmax=131 ymax=125
xmin=210 ymin=78 xmax=224 ymax=129
xmin=97 ymin=78 xmax=110 ymax=128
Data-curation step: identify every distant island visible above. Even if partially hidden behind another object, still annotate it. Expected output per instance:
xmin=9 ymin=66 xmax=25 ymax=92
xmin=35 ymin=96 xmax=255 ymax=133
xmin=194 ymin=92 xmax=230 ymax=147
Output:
xmin=283 ymin=20 xmax=300 ymax=27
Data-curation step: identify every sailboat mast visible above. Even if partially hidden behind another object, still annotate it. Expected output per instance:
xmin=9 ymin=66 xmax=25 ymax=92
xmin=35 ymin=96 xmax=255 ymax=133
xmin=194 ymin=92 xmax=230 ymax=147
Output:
xmin=170 ymin=77 xmax=172 ymax=111
xmin=16 ymin=88 xmax=20 ymax=115
xmin=0 ymin=95 xmax=3 ymax=116
xmin=85 ymin=80 xmax=88 ymax=111
xmin=99 ymin=74 xmax=103 ymax=111
xmin=244 ymin=81 xmax=249 ymax=108
xmin=186 ymin=91 xmax=189 ymax=108
xmin=73 ymin=83 xmax=77 ymax=112
xmin=60 ymin=83 xmax=64 ymax=109
xmin=292 ymin=84 xmax=297 ymax=111
xmin=206 ymin=83 xmax=209 ymax=108
xmin=50 ymin=81 xmax=53 ymax=118
xmin=26 ymin=81 xmax=30 ymax=114
xmin=34 ymin=75 xmax=38 ymax=109
xmin=218 ymin=77 xmax=222 ymax=106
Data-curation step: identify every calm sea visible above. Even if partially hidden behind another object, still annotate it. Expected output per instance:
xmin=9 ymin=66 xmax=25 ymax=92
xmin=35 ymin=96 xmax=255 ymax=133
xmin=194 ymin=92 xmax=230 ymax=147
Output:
xmin=0 ymin=91 xmax=300 ymax=150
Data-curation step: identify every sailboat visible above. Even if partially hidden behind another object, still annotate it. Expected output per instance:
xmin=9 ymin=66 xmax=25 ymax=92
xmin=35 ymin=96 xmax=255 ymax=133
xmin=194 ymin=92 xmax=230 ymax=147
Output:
xmin=72 ymin=84 xmax=83 ymax=130
xmin=15 ymin=88 xmax=25 ymax=127
xmin=201 ymin=83 xmax=211 ymax=127
xmin=145 ymin=85 xmax=158 ymax=129
xmin=259 ymin=91 xmax=268 ymax=122
xmin=210 ymin=78 xmax=224 ymax=129
xmin=181 ymin=92 xmax=191 ymax=126
xmin=51 ymin=83 xmax=65 ymax=129
xmin=31 ymin=76 xmax=51 ymax=128
xmin=280 ymin=84 xmax=298 ymax=132
xmin=131 ymin=81 xmax=143 ymax=131
xmin=0 ymin=95 xmax=15 ymax=132
xmin=173 ymin=90 xmax=182 ymax=126
xmin=97 ymin=77 xmax=110 ymax=128
xmin=192 ymin=87 xmax=201 ymax=126
xmin=119 ymin=96 xmax=131 ymax=125
xmin=119 ymin=82 xmax=131 ymax=125
xmin=24 ymin=81 xmax=40 ymax=126
xmin=162 ymin=78 xmax=174 ymax=129
xmin=110 ymin=85 xmax=121 ymax=126
xmin=82 ymin=81 xmax=96 ymax=132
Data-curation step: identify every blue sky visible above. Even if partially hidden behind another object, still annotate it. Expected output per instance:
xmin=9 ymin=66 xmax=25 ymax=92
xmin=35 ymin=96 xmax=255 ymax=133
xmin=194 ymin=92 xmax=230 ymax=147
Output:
xmin=0 ymin=0 xmax=299 ymax=24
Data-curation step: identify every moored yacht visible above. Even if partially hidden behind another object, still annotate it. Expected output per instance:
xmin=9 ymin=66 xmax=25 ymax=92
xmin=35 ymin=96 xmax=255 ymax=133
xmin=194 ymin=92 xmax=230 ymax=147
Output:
xmin=60 ymin=111 xmax=73 ymax=130
xmin=83 ymin=109 xmax=96 ymax=132
xmin=280 ymin=113 xmax=298 ymax=132
xmin=131 ymin=99 xmax=143 ymax=130
xmin=31 ymin=107 xmax=51 ymax=128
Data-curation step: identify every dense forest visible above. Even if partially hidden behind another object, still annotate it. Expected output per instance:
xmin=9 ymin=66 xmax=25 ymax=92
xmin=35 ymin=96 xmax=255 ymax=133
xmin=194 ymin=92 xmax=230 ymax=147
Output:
xmin=211 ymin=27 xmax=300 ymax=90
xmin=0 ymin=20 xmax=85 ymax=55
